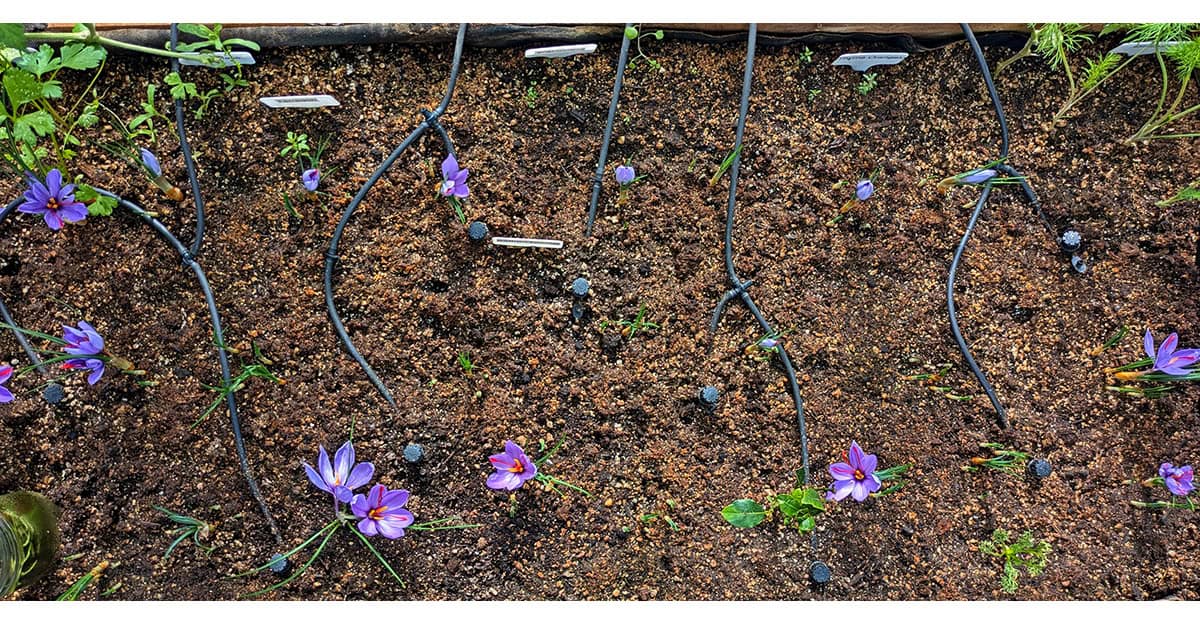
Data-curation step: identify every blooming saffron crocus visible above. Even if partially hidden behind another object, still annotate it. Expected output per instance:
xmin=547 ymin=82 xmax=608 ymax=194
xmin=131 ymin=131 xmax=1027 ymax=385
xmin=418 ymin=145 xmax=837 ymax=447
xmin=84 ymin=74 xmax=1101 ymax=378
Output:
xmin=1144 ymin=330 xmax=1200 ymax=376
xmin=486 ymin=440 xmax=538 ymax=491
xmin=959 ymin=168 xmax=998 ymax=185
xmin=62 ymin=321 xmax=104 ymax=356
xmin=17 ymin=169 xmax=88 ymax=231
xmin=0 ymin=364 xmax=14 ymax=403
xmin=827 ymin=441 xmax=882 ymax=502
xmin=302 ymin=168 xmax=320 ymax=192
xmin=759 ymin=337 xmax=779 ymax=350
xmin=140 ymin=148 xmax=162 ymax=177
xmin=303 ymin=441 xmax=375 ymax=503
xmin=855 ymin=179 xmax=874 ymax=201
xmin=615 ymin=164 xmax=636 ymax=187
xmin=63 ymin=357 xmax=105 ymax=385
xmin=440 ymin=155 xmax=470 ymax=198
xmin=1159 ymin=463 xmax=1195 ymax=497
xmin=351 ymin=484 xmax=415 ymax=539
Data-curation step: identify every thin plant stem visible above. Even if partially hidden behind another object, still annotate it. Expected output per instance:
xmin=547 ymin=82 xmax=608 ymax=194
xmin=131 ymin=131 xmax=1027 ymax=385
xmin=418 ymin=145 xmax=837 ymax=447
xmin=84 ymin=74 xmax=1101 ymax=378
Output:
xmin=239 ymin=524 xmax=339 ymax=599
xmin=347 ymin=525 xmax=405 ymax=588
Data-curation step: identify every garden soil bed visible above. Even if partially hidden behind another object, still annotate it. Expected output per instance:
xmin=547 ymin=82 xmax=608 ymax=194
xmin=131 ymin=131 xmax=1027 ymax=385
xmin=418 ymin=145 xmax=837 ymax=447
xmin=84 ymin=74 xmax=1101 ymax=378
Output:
xmin=2 ymin=28 xmax=1199 ymax=600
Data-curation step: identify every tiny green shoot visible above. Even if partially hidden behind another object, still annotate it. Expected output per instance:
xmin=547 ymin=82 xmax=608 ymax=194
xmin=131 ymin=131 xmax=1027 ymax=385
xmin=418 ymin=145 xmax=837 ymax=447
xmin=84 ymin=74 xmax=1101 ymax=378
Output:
xmin=978 ymin=529 xmax=1051 ymax=593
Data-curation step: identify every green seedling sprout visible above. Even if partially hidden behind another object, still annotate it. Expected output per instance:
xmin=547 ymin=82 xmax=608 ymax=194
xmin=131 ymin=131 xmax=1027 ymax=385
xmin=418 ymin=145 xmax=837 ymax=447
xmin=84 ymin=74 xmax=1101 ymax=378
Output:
xmin=600 ymin=304 xmax=660 ymax=340
xmin=1158 ymin=180 xmax=1200 ymax=207
xmin=154 ymin=506 xmax=215 ymax=561
xmin=193 ymin=341 xmax=282 ymax=429
xmin=625 ymin=25 xmax=665 ymax=72
xmin=1091 ymin=325 xmax=1129 ymax=356
xmin=855 ymin=72 xmax=878 ymax=95
xmin=456 ymin=351 xmax=476 ymax=377
xmin=978 ymin=529 xmax=1051 ymax=593
xmin=639 ymin=500 xmax=681 ymax=531
xmin=709 ymin=145 xmax=743 ymax=187
xmin=55 ymin=560 xmax=109 ymax=601
xmin=963 ymin=443 xmax=1030 ymax=476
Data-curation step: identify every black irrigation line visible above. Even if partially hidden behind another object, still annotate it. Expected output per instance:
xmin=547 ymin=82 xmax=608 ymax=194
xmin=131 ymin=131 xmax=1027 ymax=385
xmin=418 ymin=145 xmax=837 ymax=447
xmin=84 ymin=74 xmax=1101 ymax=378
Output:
xmin=169 ymin=23 xmax=207 ymax=258
xmin=707 ymin=26 xmax=814 ymax=557
xmin=584 ymin=23 xmax=633 ymax=237
xmin=324 ymin=23 xmax=467 ymax=408
xmin=0 ymin=193 xmax=282 ymax=544
xmin=951 ymin=24 xmax=1060 ymax=431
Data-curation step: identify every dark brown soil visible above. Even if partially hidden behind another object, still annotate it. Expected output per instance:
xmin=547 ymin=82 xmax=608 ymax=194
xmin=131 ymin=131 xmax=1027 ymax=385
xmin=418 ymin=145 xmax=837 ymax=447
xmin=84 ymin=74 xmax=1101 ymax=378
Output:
xmin=2 ymin=28 xmax=1199 ymax=601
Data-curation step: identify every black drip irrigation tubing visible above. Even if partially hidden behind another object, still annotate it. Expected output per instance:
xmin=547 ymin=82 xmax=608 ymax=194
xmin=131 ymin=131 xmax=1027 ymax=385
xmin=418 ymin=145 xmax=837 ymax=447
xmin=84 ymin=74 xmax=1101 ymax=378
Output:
xmin=950 ymin=24 xmax=1065 ymax=431
xmin=707 ymin=25 xmax=816 ymax=563
xmin=0 ymin=193 xmax=281 ymax=544
xmin=584 ymin=23 xmax=632 ymax=237
xmin=324 ymin=23 xmax=468 ymax=409
xmin=169 ymin=23 xmax=207 ymax=257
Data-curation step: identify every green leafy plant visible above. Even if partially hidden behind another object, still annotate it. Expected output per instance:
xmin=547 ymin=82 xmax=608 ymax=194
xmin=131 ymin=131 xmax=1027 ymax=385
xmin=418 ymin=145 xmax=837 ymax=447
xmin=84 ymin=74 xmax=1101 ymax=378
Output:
xmin=125 ymin=83 xmax=172 ymax=147
xmin=524 ymin=82 xmax=538 ymax=109
xmin=855 ymin=72 xmax=878 ymax=95
xmin=1128 ymin=35 xmax=1200 ymax=141
xmin=799 ymin=46 xmax=813 ymax=64
xmin=193 ymin=341 xmax=282 ymax=428
xmin=807 ymin=88 xmax=822 ymax=102
xmin=722 ymin=486 xmax=826 ymax=533
xmin=154 ymin=506 xmax=215 ymax=561
xmin=639 ymin=499 xmax=681 ymax=531
xmin=456 ymin=351 xmax=476 ymax=377
xmin=978 ymin=529 xmax=1051 ymax=593
xmin=625 ymin=25 xmax=665 ymax=72
xmin=1158 ymin=179 xmax=1200 ymax=206
xmin=601 ymin=303 xmax=660 ymax=339
xmin=963 ymin=443 xmax=1030 ymax=476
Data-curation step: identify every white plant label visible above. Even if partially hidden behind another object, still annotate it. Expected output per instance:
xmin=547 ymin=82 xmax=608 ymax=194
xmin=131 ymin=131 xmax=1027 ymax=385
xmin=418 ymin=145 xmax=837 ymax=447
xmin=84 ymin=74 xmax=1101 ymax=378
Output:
xmin=178 ymin=51 xmax=257 ymax=67
xmin=259 ymin=95 xmax=341 ymax=109
xmin=525 ymin=44 xmax=598 ymax=59
xmin=491 ymin=237 xmax=564 ymax=250
xmin=1110 ymin=41 xmax=1184 ymax=56
xmin=832 ymin=52 xmax=909 ymax=72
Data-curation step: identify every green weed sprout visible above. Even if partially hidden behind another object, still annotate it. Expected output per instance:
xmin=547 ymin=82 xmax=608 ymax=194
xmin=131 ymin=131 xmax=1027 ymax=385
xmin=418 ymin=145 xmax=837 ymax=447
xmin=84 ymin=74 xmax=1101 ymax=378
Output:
xmin=855 ymin=72 xmax=878 ymax=95
xmin=600 ymin=304 xmax=660 ymax=339
xmin=55 ymin=560 xmax=108 ymax=601
xmin=639 ymin=500 xmax=681 ymax=531
xmin=963 ymin=443 xmax=1030 ymax=476
xmin=978 ymin=529 xmax=1051 ymax=593
xmin=194 ymin=341 xmax=283 ymax=429
xmin=524 ymin=82 xmax=538 ymax=108
xmin=709 ymin=145 xmax=743 ymax=187
xmin=1157 ymin=179 xmax=1200 ymax=207
xmin=625 ymin=25 xmax=665 ymax=72
xmin=456 ymin=351 xmax=476 ymax=377
xmin=153 ymin=506 xmax=215 ymax=561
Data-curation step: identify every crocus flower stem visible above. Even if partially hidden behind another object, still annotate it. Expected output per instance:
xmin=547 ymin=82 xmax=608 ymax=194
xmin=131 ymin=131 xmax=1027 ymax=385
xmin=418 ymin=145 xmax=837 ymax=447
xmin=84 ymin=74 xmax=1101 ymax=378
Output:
xmin=238 ymin=521 xmax=341 ymax=599
xmin=347 ymin=525 xmax=405 ymax=588
xmin=535 ymin=473 xmax=592 ymax=497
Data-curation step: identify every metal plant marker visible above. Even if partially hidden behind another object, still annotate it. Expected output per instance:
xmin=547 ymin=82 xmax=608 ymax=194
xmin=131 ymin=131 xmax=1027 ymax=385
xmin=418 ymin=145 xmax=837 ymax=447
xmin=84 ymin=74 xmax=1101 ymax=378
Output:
xmin=178 ymin=51 xmax=256 ymax=67
xmin=259 ymin=95 xmax=341 ymax=108
xmin=1110 ymin=41 xmax=1184 ymax=56
xmin=491 ymin=237 xmax=564 ymax=250
xmin=832 ymin=52 xmax=909 ymax=72
xmin=525 ymin=44 xmax=598 ymax=59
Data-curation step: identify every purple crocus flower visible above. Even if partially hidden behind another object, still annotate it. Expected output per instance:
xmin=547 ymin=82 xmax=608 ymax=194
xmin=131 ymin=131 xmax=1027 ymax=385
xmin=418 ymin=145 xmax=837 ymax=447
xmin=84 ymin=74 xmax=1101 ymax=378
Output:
xmin=827 ymin=441 xmax=882 ymax=502
xmin=855 ymin=179 xmax=874 ymax=201
xmin=615 ymin=164 xmax=636 ymax=186
xmin=302 ymin=168 xmax=320 ymax=192
xmin=0 ymin=364 xmax=14 ymax=403
xmin=350 ymin=484 xmax=414 ymax=539
xmin=303 ymin=441 xmax=375 ymax=503
xmin=759 ymin=337 xmax=779 ymax=350
xmin=1159 ymin=463 xmax=1195 ymax=497
xmin=440 ymin=155 xmax=469 ymax=199
xmin=17 ymin=169 xmax=88 ymax=231
xmin=62 ymin=321 xmax=104 ymax=356
xmin=63 ymin=357 xmax=105 ymax=385
xmin=1144 ymin=330 xmax=1200 ymax=376
xmin=960 ymin=169 xmax=998 ymax=185
xmin=140 ymin=148 xmax=162 ymax=177
xmin=486 ymin=440 xmax=538 ymax=491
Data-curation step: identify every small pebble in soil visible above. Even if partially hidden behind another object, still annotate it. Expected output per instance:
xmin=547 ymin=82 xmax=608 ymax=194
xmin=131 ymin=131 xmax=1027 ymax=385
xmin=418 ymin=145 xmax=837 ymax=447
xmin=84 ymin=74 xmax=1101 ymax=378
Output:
xmin=42 ymin=383 xmax=65 ymax=405
xmin=1028 ymin=458 xmax=1053 ymax=478
xmin=571 ymin=277 xmax=590 ymax=297
xmin=268 ymin=554 xmax=290 ymax=576
xmin=810 ymin=561 xmax=832 ymax=584
xmin=467 ymin=221 xmax=489 ymax=242
xmin=403 ymin=443 xmax=425 ymax=464
xmin=698 ymin=386 xmax=719 ymax=411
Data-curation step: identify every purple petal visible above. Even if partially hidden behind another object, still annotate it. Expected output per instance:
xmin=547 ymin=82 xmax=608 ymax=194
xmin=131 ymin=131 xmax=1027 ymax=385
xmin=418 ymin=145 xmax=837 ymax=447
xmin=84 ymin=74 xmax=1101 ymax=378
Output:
xmin=42 ymin=210 xmax=64 ymax=231
xmin=442 ymin=155 xmax=458 ymax=180
xmin=375 ymin=513 xmax=413 ymax=539
xmin=454 ymin=168 xmax=469 ymax=184
xmin=1157 ymin=333 xmax=1180 ymax=369
xmin=379 ymin=488 xmax=410 ymax=509
xmin=333 ymin=441 xmax=354 ymax=484
xmin=17 ymin=198 xmax=46 ymax=215
xmin=350 ymin=493 xmax=369 ymax=517
xmin=344 ymin=461 xmax=374 ymax=491
xmin=366 ymin=484 xmax=385 ymax=508
xmin=851 ymin=481 xmax=870 ymax=502
xmin=304 ymin=463 xmax=331 ymax=493
xmin=829 ymin=462 xmax=856 ymax=480
xmin=333 ymin=485 xmax=354 ymax=503
xmin=830 ymin=480 xmax=855 ymax=501
xmin=317 ymin=446 xmax=335 ymax=486
xmin=357 ymin=518 xmax=379 ymax=536
xmin=45 ymin=169 xmax=63 ymax=197
xmin=0 ymin=386 xmax=12 ymax=403
xmin=58 ymin=202 xmax=88 ymax=224
xmin=487 ymin=470 xmax=522 ymax=491
xmin=0 ymin=365 xmax=13 ymax=384
xmin=85 ymin=361 xmax=104 ymax=385
xmin=140 ymin=148 xmax=162 ymax=177
xmin=1145 ymin=329 xmax=1156 ymax=361
xmin=1160 ymin=462 xmax=1176 ymax=479
xmin=859 ymin=453 xmax=878 ymax=475
xmin=848 ymin=441 xmax=865 ymax=470
xmin=489 ymin=452 xmax=516 ymax=471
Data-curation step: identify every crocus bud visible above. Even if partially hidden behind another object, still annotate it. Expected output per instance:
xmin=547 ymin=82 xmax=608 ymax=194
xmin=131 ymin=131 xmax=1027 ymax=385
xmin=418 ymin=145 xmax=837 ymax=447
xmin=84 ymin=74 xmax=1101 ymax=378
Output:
xmin=759 ymin=337 xmax=779 ymax=349
xmin=139 ymin=148 xmax=162 ymax=178
xmin=960 ymin=169 xmax=998 ymax=185
xmin=302 ymin=168 xmax=321 ymax=192
xmin=615 ymin=164 xmax=635 ymax=186
xmin=855 ymin=179 xmax=874 ymax=201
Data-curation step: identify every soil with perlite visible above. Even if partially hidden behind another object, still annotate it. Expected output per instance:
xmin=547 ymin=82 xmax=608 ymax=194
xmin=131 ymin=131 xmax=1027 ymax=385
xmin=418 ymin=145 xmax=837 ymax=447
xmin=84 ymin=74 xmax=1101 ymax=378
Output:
xmin=1 ymin=31 xmax=1198 ymax=600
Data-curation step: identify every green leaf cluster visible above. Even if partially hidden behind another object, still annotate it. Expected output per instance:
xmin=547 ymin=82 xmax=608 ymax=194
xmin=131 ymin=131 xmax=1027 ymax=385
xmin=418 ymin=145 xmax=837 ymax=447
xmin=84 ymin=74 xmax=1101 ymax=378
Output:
xmin=978 ymin=529 xmax=1051 ymax=593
